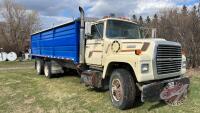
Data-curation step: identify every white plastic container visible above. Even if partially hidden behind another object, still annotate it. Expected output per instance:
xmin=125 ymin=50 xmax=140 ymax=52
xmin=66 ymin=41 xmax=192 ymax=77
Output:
xmin=7 ymin=52 xmax=17 ymax=61
xmin=0 ymin=52 xmax=7 ymax=61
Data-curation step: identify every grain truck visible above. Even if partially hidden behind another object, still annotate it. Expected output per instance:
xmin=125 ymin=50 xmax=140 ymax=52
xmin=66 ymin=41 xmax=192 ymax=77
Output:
xmin=31 ymin=7 xmax=190 ymax=109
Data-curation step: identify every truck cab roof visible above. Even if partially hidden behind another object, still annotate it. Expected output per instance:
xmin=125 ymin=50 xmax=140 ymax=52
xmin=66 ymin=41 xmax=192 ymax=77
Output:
xmin=97 ymin=17 xmax=138 ymax=25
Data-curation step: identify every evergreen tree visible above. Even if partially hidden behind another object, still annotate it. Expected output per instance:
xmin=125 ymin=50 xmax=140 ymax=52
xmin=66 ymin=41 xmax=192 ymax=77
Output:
xmin=191 ymin=5 xmax=198 ymax=17
xmin=153 ymin=14 xmax=158 ymax=27
xmin=182 ymin=5 xmax=188 ymax=15
xmin=132 ymin=14 xmax=137 ymax=21
xmin=146 ymin=16 xmax=151 ymax=24
xmin=198 ymin=2 xmax=200 ymax=16
xmin=154 ymin=14 xmax=158 ymax=20
xmin=110 ymin=13 xmax=116 ymax=17
xmin=194 ymin=5 xmax=197 ymax=10
xmin=198 ymin=1 xmax=200 ymax=15
xmin=139 ymin=16 xmax=143 ymax=25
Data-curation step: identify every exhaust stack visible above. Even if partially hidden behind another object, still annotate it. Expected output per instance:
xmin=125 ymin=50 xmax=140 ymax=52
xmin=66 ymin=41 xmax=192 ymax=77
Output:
xmin=79 ymin=6 xmax=85 ymax=64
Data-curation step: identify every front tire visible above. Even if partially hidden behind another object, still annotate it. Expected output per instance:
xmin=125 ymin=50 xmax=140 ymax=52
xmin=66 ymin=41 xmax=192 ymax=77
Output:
xmin=44 ymin=62 xmax=53 ymax=78
xmin=36 ymin=59 xmax=44 ymax=75
xmin=109 ymin=69 xmax=136 ymax=110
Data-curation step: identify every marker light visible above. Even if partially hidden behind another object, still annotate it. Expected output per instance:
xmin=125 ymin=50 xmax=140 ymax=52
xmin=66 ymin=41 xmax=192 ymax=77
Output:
xmin=141 ymin=64 xmax=149 ymax=73
xmin=135 ymin=49 xmax=142 ymax=55
xmin=182 ymin=61 xmax=187 ymax=68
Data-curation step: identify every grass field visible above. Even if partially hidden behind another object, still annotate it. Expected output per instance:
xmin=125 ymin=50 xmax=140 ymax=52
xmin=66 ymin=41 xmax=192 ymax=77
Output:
xmin=0 ymin=61 xmax=199 ymax=113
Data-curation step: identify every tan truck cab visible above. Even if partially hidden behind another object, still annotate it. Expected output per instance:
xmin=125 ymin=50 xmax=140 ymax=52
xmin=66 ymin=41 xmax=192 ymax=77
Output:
xmin=81 ymin=17 xmax=189 ymax=109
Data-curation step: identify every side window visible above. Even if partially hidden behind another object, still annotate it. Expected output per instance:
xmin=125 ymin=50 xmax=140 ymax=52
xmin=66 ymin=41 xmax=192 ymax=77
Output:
xmin=91 ymin=23 xmax=104 ymax=39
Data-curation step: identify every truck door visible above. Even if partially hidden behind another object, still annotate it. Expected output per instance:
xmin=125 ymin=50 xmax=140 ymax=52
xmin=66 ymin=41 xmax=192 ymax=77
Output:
xmin=85 ymin=22 xmax=104 ymax=65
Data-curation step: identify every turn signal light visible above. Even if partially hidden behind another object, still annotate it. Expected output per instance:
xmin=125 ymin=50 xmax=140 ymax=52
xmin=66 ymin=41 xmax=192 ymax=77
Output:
xmin=135 ymin=49 xmax=142 ymax=55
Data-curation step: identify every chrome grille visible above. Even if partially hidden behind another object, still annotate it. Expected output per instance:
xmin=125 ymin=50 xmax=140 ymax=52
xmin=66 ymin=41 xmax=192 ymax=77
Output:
xmin=156 ymin=45 xmax=182 ymax=75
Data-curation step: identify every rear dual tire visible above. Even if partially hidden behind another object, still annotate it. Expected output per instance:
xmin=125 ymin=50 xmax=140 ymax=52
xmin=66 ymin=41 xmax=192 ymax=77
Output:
xmin=36 ymin=59 xmax=52 ymax=78
xmin=109 ymin=69 xmax=136 ymax=110
xmin=44 ymin=62 xmax=53 ymax=78
xmin=36 ymin=59 xmax=44 ymax=75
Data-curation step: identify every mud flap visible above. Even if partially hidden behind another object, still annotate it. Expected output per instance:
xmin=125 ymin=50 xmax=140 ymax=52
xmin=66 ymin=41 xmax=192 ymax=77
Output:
xmin=141 ymin=77 xmax=190 ymax=103
xmin=81 ymin=70 xmax=103 ymax=88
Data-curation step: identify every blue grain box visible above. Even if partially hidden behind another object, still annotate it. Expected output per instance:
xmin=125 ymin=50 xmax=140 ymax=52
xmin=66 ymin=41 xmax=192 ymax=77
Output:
xmin=31 ymin=20 xmax=80 ymax=63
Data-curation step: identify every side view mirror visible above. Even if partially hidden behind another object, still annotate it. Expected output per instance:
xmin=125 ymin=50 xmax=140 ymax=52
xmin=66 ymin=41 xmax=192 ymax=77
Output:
xmin=85 ymin=34 xmax=93 ymax=39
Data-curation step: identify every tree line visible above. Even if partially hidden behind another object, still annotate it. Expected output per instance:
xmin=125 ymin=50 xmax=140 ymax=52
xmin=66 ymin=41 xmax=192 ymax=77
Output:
xmin=0 ymin=0 xmax=40 ymax=54
xmin=132 ymin=4 xmax=200 ymax=68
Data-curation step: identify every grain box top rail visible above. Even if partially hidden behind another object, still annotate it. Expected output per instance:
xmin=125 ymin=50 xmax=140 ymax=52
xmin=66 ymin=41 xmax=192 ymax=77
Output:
xmin=31 ymin=20 xmax=78 ymax=35
xmin=31 ymin=17 xmax=99 ymax=36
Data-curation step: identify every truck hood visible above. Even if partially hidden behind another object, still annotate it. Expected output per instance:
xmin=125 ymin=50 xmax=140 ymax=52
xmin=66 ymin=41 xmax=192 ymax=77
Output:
xmin=113 ymin=38 xmax=181 ymax=52
xmin=119 ymin=38 xmax=180 ymax=45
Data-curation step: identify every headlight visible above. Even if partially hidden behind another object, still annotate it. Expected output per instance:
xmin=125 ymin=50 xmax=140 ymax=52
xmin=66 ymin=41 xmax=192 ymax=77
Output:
xmin=141 ymin=64 xmax=149 ymax=73
xmin=182 ymin=61 xmax=187 ymax=68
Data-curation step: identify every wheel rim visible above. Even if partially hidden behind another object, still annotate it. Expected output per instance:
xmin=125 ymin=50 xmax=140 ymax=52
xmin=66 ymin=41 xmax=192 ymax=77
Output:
xmin=36 ymin=62 xmax=40 ymax=73
xmin=111 ymin=79 xmax=123 ymax=102
xmin=44 ymin=65 xmax=49 ymax=77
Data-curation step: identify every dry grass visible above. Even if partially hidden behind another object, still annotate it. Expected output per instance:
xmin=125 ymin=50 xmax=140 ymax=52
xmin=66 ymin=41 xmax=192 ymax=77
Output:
xmin=0 ymin=61 xmax=200 ymax=113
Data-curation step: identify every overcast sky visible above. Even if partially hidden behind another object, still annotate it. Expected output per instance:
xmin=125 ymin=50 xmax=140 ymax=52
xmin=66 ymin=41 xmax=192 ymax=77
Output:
xmin=0 ymin=0 xmax=199 ymax=28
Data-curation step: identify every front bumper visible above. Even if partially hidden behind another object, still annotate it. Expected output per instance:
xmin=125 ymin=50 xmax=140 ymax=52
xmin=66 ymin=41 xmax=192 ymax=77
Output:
xmin=141 ymin=76 xmax=190 ymax=102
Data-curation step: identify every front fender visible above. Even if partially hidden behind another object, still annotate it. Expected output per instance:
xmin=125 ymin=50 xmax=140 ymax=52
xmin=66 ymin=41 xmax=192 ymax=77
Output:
xmin=102 ymin=55 xmax=138 ymax=80
xmin=102 ymin=54 xmax=155 ymax=82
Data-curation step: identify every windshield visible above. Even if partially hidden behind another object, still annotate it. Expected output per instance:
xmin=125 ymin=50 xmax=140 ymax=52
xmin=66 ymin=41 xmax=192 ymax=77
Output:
xmin=106 ymin=20 xmax=143 ymax=39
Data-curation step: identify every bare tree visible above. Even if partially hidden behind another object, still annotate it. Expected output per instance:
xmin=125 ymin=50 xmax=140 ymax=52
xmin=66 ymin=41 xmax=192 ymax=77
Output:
xmin=0 ymin=0 xmax=40 ymax=54
xmin=138 ymin=3 xmax=200 ymax=68
xmin=147 ymin=5 xmax=200 ymax=68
